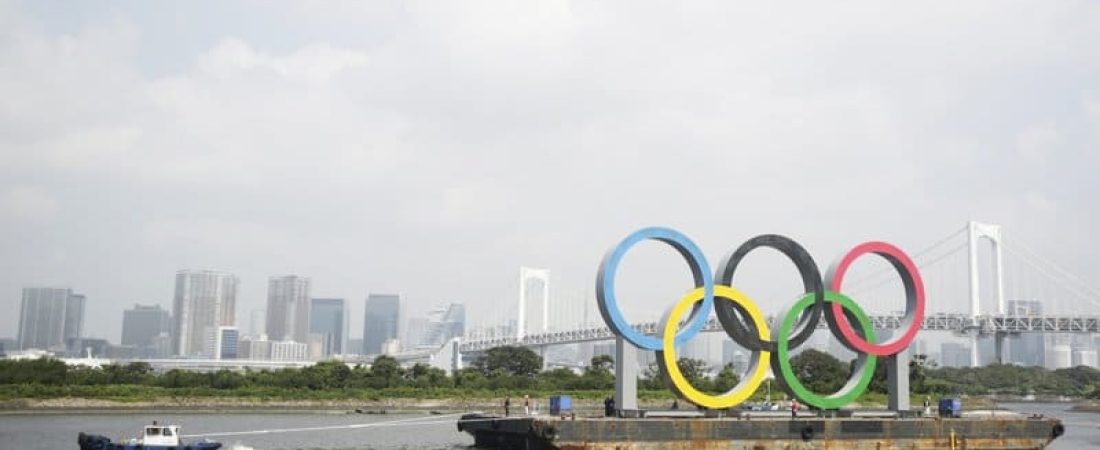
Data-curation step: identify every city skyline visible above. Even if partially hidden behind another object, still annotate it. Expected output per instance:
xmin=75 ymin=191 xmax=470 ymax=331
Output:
xmin=7 ymin=276 xmax=1098 ymax=371
xmin=2 ymin=2 xmax=1099 ymax=345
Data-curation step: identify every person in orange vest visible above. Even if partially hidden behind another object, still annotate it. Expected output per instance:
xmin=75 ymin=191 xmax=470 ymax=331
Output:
xmin=790 ymin=399 xmax=799 ymax=418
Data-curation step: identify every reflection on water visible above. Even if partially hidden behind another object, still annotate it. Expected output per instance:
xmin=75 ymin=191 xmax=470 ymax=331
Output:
xmin=0 ymin=403 xmax=1095 ymax=449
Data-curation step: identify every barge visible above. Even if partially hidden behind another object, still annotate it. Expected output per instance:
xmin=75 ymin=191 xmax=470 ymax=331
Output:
xmin=457 ymin=413 xmax=1064 ymax=449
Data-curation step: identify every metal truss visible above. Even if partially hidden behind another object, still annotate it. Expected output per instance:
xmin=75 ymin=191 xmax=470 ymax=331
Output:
xmin=459 ymin=314 xmax=1100 ymax=352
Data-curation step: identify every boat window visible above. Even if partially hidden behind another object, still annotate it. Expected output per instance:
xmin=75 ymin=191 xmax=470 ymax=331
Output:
xmin=146 ymin=427 xmax=161 ymax=436
xmin=162 ymin=428 xmax=173 ymax=436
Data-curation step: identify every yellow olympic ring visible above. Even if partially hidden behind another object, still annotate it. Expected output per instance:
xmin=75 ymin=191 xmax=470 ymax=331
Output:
xmin=658 ymin=285 xmax=771 ymax=409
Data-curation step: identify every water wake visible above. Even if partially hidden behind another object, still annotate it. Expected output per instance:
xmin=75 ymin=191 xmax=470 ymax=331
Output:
xmin=183 ymin=413 xmax=464 ymax=439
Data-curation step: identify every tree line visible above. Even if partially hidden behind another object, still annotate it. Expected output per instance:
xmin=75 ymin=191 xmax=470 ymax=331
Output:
xmin=1 ymin=346 xmax=1097 ymax=400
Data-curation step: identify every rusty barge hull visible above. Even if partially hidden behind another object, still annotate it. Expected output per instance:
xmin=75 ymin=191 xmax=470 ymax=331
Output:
xmin=457 ymin=414 xmax=1064 ymax=449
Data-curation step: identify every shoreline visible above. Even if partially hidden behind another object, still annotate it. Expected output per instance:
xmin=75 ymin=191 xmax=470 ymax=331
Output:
xmin=1069 ymin=401 xmax=1100 ymax=412
xmin=0 ymin=396 xmax=1040 ymax=415
xmin=0 ymin=397 xmax=616 ymax=415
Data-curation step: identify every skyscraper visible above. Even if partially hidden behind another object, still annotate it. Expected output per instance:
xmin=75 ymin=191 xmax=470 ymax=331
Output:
xmin=172 ymin=270 xmax=238 ymax=357
xmin=17 ymin=287 xmax=84 ymax=351
xmin=363 ymin=294 xmax=400 ymax=356
xmin=121 ymin=304 xmax=172 ymax=348
xmin=249 ymin=309 xmax=266 ymax=337
xmin=63 ymin=294 xmax=85 ymax=343
xmin=422 ymin=303 xmax=466 ymax=347
xmin=940 ymin=342 xmax=972 ymax=368
xmin=266 ymin=275 xmax=311 ymax=343
xmin=404 ymin=317 xmax=428 ymax=349
xmin=309 ymin=298 xmax=347 ymax=356
xmin=1005 ymin=300 xmax=1045 ymax=366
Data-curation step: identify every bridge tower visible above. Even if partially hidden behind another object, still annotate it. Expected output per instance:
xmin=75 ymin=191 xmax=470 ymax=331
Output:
xmin=518 ymin=267 xmax=550 ymax=340
xmin=967 ymin=221 xmax=1006 ymax=366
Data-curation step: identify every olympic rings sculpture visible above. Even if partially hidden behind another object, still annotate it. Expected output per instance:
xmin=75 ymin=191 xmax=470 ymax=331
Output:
xmin=596 ymin=227 xmax=925 ymax=410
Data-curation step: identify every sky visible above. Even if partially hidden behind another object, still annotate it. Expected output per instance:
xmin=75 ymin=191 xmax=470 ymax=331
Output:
xmin=1 ymin=1 xmax=1098 ymax=344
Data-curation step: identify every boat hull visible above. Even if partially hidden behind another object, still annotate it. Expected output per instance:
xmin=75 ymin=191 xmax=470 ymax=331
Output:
xmin=457 ymin=414 xmax=1065 ymax=449
xmin=78 ymin=432 xmax=222 ymax=450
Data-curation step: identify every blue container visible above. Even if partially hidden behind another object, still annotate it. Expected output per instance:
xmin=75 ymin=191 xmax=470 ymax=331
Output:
xmin=549 ymin=395 xmax=573 ymax=415
xmin=938 ymin=398 xmax=962 ymax=418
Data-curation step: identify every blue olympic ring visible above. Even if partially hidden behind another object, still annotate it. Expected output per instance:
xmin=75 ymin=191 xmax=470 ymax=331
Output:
xmin=596 ymin=227 xmax=713 ymax=351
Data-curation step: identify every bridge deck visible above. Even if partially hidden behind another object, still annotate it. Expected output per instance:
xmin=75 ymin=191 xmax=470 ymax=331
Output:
xmin=460 ymin=314 xmax=1100 ymax=352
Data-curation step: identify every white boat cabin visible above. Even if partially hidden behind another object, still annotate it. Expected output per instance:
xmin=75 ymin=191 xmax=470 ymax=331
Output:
xmin=140 ymin=425 xmax=182 ymax=446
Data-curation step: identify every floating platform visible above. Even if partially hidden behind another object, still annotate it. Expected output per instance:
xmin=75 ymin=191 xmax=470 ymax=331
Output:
xmin=457 ymin=412 xmax=1064 ymax=449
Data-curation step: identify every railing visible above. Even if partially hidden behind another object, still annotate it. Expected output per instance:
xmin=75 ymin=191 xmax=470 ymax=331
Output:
xmin=458 ymin=314 xmax=1100 ymax=352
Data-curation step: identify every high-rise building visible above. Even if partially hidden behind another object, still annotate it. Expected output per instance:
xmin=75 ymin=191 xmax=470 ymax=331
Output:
xmin=17 ymin=287 xmax=85 ymax=351
xmin=64 ymin=294 xmax=85 ymax=343
xmin=1047 ymin=344 xmax=1072 ymax=369
xmin=363 ymin=294 xmax=400 ymax=356
xmin=121 ymin=304 xmax=172 ymax=347
xmin=1005 ymin=300 xmax=1045 ymax=366
xmin=347 ymin=338 xmax=363 ymax=356
xmin=0 ymin=338 xmax=16 ymax=356
xmin=422 ymin=303 xmax=466 ymax=347
xmin=249 ymin=309 xmax=266 ymax=337
xmin=266 ymin=276 xmax=311 ymax=343
xmin=1072 ymin=348 xmax=1098 ymax=368
xmin=404 ymin=317 xmax=429 ymax=349
xmin=214 ymin=326 xmax=239 ymax=360
xmin=940 ymin=342 xmax=972 ymax=368
xmin=172 ymin=270 xmax=238 ymax=357
xmin=309 ymin=298 xmax=347 ymax=356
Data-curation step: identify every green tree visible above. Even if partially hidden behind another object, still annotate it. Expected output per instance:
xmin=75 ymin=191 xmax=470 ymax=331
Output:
xmin=711 ymin=364 xmax=741 ymax=393
xmin=578 ymin=355 xmax=614 ymax=390
xmin=538 ymin=367 xmax=580 ymax=390
xmin=406 ymin=363 xmax=448 ymax=388
xmin=0 ymin=358 xmax=68 ymax=385
xmin=590 ymin=355 xmax=614 ymax=373
xmin=452 ymin=367 xmax=488 ymax=389
xmin=211 ymin=370 xmax=245 ymax=389
xmin=472 ymin=346 xmax=542 ymax=377
xmin=307 ymin=360 xmax=352 ymax=389
xmin=641 ymin=362 xmax=666 ymax=391
xmin=790 ymin=349 xmax=847 ymax=394
xmin=677 ymin=358 xmax=711 ymax=386
xmin=369 ymin=355 xmax=404 ymax=388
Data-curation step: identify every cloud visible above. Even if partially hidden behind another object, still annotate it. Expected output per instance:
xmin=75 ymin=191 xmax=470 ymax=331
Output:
xmin=0 ymin=1 xmax=1099 ymax=339
xmin=1015 ymin=122 xmax=1059 ymax=165
xmin=0 ymin=186 xmax=58 ymax=223
xmin=197 ymin=37 xmax=369 ymax=84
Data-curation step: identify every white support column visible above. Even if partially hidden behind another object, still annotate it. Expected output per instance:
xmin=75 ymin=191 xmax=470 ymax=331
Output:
xmin=518 ymin=267 xmax=551 ymax=341
xmin=614 ymin=336 xmax=638 ymax=414
xmin=542 ymin=275 xmax=550 ymax=332
xmin=968 ymin=221 xmax=1005 ymax=368
xmin=887 ymin=348 xmax=910 ymax=412
xmin=971 ymin=334 xmax=980 ymax=367
xmin=993 ymin=239 xmax=1006 ymax=315
xmin=517 ymin=271 xmax=526 ymax=341
xmin=968 ymin=221 xmax=982 ymax=324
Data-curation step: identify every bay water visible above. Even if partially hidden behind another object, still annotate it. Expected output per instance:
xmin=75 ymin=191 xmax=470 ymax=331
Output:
xmin=0 ymin=403 xmax=1094 ymax=449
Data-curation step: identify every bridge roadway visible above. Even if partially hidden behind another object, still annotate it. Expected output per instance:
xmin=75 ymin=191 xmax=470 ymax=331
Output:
xmin=459 ymin=313 xmax=1100 ymax=352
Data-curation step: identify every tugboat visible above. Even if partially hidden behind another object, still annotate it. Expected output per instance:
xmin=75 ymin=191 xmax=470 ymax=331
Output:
xmin=78 ymin=423 xmax=221 ymax=450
